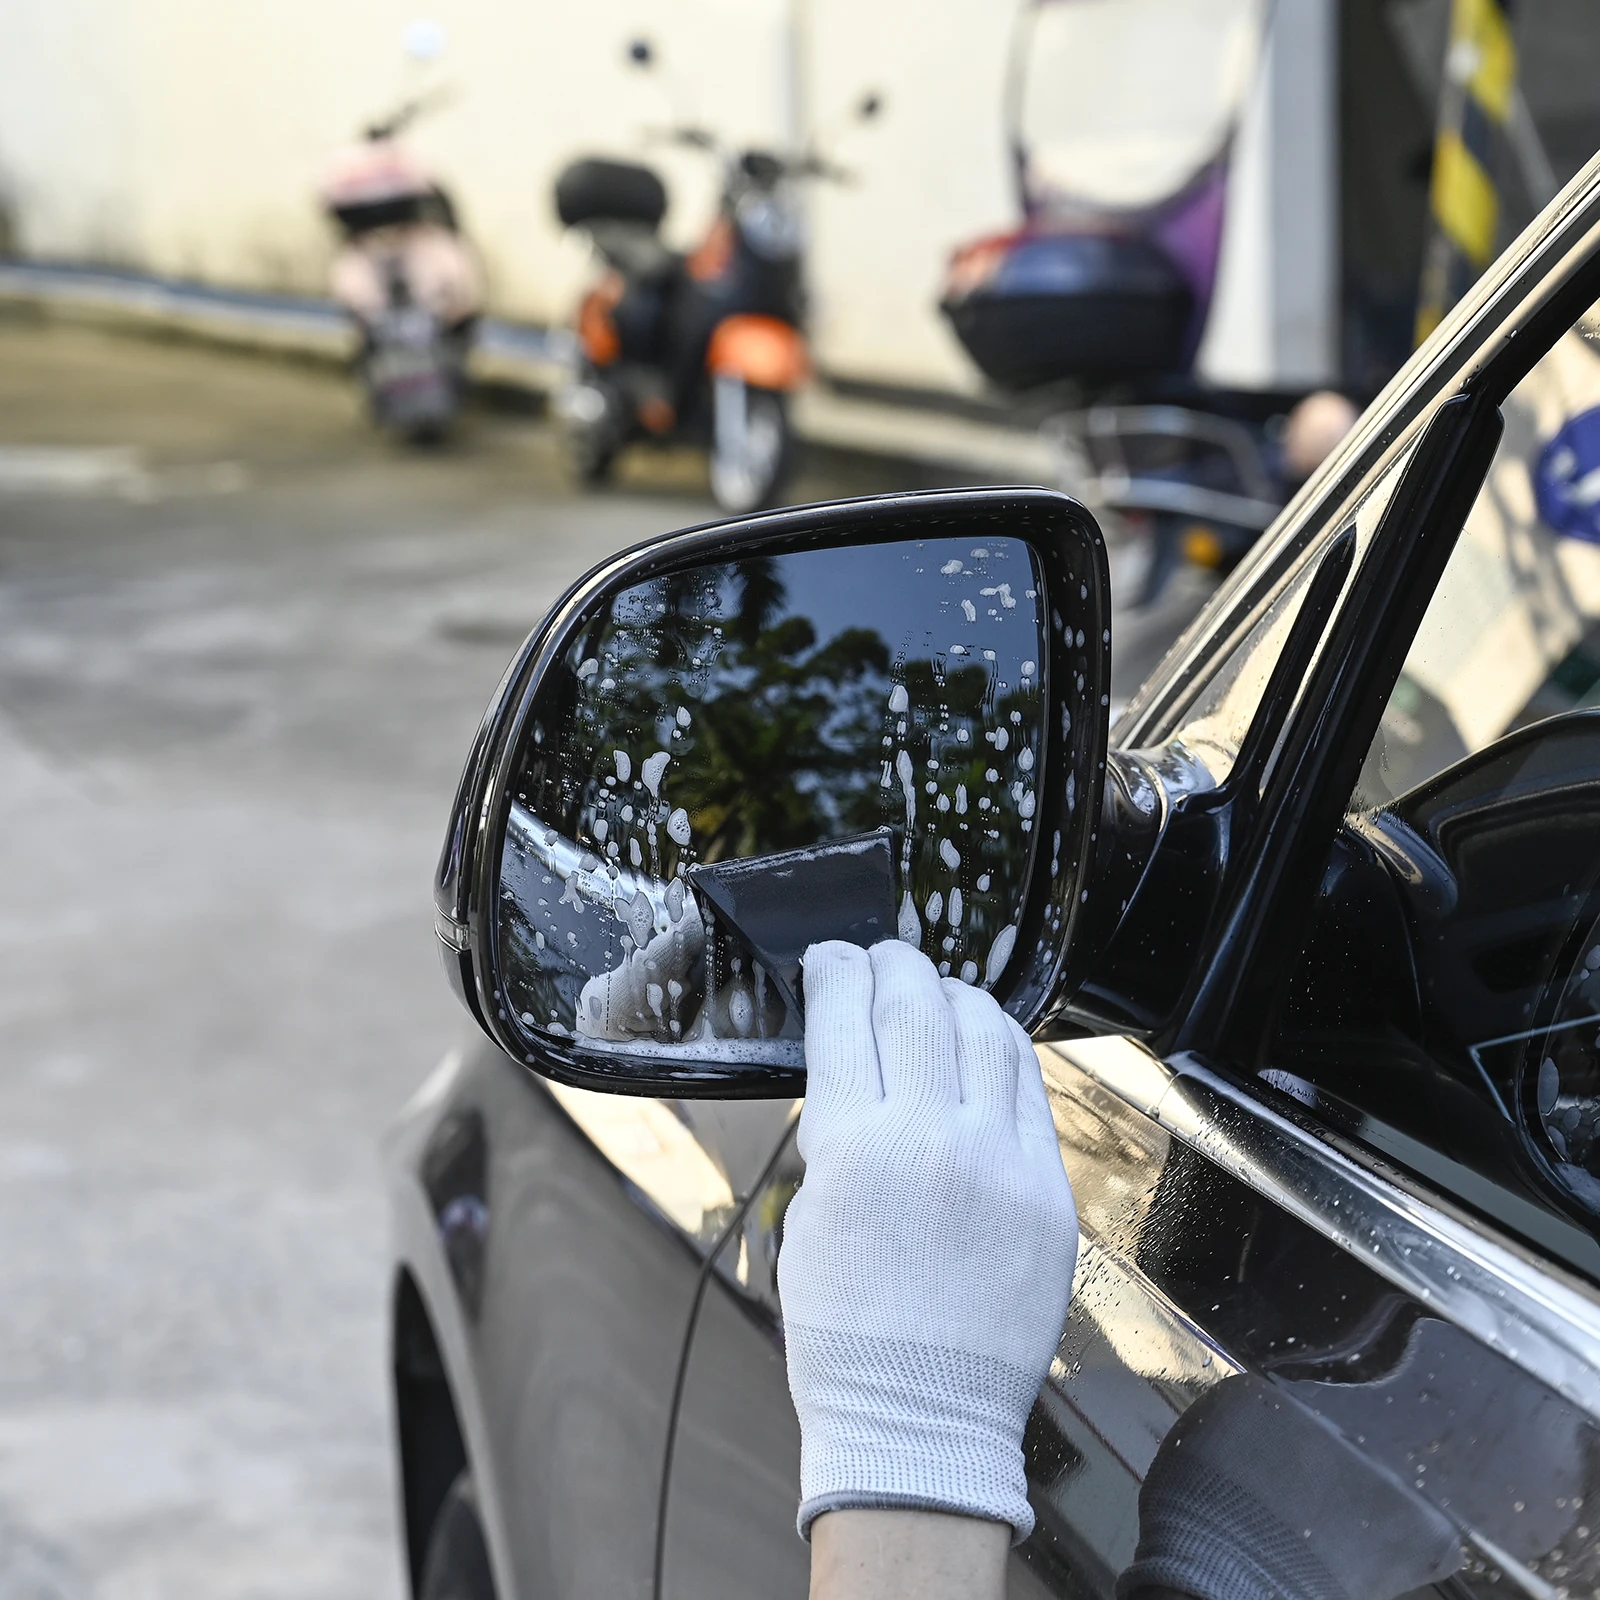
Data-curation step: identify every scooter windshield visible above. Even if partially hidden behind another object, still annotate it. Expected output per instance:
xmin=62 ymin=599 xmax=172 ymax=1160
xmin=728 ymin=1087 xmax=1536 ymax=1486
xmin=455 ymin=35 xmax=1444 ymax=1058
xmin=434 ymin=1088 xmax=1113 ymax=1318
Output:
xmin=1014 ymin=0 xmax=1267 ymax=214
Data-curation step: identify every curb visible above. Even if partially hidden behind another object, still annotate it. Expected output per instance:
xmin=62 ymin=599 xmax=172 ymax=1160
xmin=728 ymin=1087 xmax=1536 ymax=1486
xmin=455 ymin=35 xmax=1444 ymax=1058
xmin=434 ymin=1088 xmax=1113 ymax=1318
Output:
xmin=0 ymin=259 xmax=1060 ymax=483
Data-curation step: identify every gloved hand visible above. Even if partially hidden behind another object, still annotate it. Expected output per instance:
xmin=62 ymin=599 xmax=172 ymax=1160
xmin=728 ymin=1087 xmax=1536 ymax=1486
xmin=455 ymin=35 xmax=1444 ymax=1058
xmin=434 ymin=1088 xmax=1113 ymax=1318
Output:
xmin=778 ymin=939 xmax=1078 ymax=1542
xmin=1117 ymin=1374 xmax=1463 ymax=1600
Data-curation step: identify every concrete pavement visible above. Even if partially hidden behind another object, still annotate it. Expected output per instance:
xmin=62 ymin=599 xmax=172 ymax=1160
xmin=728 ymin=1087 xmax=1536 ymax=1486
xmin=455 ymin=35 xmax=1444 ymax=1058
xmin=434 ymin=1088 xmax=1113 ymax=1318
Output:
xmin=0 ymin=318 xmax=707 ymax=1599
xmin=0 ymin=315 xmax=1209 ymax=1599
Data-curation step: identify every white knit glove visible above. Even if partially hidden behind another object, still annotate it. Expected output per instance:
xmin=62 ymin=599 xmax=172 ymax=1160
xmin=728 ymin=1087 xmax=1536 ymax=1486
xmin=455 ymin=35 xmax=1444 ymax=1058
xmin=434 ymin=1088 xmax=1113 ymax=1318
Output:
xmin=778 ymin=939 xmax=1078 ymax=1543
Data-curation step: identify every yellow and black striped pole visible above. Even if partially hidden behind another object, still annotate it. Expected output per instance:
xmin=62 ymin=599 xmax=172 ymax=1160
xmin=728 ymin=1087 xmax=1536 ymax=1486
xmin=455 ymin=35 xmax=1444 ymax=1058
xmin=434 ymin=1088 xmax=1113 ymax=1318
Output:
xmin=1415 ymin=0 xmax=1517 ymax=346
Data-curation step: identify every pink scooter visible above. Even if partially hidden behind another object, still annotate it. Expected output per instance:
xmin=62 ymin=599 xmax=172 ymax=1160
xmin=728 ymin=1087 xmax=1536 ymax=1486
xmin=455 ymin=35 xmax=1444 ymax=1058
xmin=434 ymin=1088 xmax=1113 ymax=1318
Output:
xmin=319 ymin=99 xmax=483 ymax=442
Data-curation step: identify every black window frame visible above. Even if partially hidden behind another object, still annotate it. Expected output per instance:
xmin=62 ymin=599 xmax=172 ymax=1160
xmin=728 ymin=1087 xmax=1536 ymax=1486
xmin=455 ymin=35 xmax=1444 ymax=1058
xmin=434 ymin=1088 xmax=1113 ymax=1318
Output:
xmin=1156 ymin=175 xmax=1600 ymax=1271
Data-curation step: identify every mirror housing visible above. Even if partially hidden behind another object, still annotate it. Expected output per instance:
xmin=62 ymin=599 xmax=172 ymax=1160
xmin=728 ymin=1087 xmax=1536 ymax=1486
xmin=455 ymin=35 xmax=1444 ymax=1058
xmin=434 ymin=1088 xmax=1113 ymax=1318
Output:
xmin=436 ymin=489 xmax=1112 ymax=1096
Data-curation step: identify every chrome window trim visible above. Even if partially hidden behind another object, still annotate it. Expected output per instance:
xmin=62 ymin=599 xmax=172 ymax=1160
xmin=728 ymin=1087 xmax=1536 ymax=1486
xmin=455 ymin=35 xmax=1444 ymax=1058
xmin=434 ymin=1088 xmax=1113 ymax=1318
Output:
xmin=1039 ymin=1034 xmax=1600 ymax=1425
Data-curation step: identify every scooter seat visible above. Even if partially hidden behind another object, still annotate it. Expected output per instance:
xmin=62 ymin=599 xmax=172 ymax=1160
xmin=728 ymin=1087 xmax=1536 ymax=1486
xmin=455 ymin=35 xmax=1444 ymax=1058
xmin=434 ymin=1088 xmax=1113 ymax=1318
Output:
xmin=556 ymin=159 xmax=668 ymax=230
xmin=587 ymin=222 xmax=682 ymax=282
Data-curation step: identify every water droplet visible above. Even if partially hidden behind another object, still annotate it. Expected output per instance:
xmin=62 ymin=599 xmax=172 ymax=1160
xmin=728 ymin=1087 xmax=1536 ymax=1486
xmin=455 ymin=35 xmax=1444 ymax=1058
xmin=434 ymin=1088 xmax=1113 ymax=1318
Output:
xmin=985 ymin=924 xmax=1018 ymax=986
xmin=641 ymin=751 xmax=671 ymax=797
xmin=898 ymin=890 xmax=922 ymax=946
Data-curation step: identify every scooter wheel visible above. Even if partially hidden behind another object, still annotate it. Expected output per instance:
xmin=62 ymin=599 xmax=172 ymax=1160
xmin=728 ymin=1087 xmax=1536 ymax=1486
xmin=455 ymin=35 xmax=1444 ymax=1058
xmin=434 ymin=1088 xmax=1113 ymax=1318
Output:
xmin=569 ymin=431 xmax=617 ymax=484
xmin=558 ymin=381 xmax=621 ymax=485
xmin=709 ymin=383 xmax=791 ymax=514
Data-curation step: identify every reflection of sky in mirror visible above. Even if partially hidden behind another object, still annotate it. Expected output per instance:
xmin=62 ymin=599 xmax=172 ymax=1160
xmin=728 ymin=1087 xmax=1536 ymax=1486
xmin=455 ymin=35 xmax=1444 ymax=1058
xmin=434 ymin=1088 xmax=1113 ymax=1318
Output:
xmin=779 ymin=538 xmax=1040 ymax=677
xmin=499 ymin=534 xmax=1050 ymax=1057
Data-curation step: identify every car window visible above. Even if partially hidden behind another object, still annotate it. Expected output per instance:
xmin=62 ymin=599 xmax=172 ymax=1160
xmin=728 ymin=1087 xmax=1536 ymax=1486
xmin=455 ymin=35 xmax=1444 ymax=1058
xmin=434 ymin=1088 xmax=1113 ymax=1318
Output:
xmin=1356 ymin=306 xmax=1600 ymax=806
xmin=1158 ymin=446 xmax=1415 ymax=784
xmin=1266 ymin=298 xmax=1600 ymax=1282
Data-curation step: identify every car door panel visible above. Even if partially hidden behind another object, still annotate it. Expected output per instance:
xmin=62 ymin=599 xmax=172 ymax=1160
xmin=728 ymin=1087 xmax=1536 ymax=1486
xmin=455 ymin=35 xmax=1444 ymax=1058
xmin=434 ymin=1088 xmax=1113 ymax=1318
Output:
xmin=659 ymin=1242 xmax=809 ymax=1600
xmin=1049 ymin=1038 xmax=1600 ymax=1594
xmin=662 ymin=1035 xmax=1599 ymax=1597
xmin=444 ymin=1044 xmax=791 ymax=1600
xmin=662 ymin=1154 xmax=1066 ymax=1600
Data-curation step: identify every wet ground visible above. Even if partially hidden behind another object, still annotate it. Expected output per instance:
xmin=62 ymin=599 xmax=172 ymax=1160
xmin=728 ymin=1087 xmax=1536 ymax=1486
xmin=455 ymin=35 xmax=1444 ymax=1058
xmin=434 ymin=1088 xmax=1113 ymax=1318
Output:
xmin=0 ymin=313 xmax=1210 ymax=1598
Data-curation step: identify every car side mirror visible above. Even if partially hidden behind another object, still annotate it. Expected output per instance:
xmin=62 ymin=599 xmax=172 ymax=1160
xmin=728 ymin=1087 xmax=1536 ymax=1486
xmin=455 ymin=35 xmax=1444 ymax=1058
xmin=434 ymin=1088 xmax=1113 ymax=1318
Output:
xmin=435 ymin=489 xmax=1112 ymax=1095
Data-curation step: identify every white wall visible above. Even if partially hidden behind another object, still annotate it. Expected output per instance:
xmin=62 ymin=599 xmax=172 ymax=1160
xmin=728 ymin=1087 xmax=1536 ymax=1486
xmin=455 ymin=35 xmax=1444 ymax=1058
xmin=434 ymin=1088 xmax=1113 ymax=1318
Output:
xmin=0 ymin=0 xmax=794 ymax=309
xmin=799 ymin=0 xmax=1017 ymax=389
xmin=0 ymin=0 xmax=1333 ymax=394
xmin=1197 ymin=0 xmax=1339 ymax=389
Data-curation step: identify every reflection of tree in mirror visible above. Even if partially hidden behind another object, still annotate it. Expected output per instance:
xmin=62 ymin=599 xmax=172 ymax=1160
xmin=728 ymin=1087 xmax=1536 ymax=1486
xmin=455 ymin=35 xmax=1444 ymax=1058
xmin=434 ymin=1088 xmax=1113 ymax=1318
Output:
xmin=566 ymin=557 xmax=893 ymax=863
xmin=679 ymin=616 xmax=891 ymax=860
xmin=499 ymin=537 xmax=1050 ymax=1043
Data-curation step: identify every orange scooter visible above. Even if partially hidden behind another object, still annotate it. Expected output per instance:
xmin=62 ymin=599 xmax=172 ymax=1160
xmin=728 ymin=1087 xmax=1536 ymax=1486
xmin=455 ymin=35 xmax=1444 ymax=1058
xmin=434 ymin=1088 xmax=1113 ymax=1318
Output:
xmin=554 ymin=42 xmax=880 ymax=513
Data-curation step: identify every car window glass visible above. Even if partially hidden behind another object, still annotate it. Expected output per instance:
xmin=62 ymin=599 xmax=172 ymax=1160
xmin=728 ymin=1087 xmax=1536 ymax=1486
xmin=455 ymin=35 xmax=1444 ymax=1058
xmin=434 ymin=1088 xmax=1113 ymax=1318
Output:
xmin=1163 ymin=447 xmax=1413 ymax=783
xmin=1356 ymin=306 xmax=1600 ymax=806
xmin=1267 ymin=297 xmax=1600 ymax=1281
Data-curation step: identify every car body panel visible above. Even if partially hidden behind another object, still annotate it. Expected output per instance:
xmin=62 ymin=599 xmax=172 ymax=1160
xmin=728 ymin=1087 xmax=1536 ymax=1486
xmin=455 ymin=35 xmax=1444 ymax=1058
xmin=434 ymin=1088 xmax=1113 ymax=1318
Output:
xmin=386 ymin=1041 xmax=796 ymax=1600
xmin=658 ymin=1040 xmax=1600 ymax=1597
xmin=392 ymin=154 xmax=1600 ymax=1600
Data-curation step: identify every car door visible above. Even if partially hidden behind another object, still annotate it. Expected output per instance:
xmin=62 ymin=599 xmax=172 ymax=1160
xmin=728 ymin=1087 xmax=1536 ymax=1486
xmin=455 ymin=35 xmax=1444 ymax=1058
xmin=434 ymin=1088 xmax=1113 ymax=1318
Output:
xmin=661 ymin=186 xmax=1600 ymax=1599
xmin=658 ymin=445 xmax=1440 ymax=1598
xmin=427 ymin=1037 xmax=794 ymax=1600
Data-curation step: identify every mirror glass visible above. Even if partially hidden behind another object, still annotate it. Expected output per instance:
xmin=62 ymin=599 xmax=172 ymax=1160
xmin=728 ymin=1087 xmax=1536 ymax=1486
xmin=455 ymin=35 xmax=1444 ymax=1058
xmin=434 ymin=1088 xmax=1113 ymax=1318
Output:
xmin=496 ymin=537 xmax=1050 ymax=1065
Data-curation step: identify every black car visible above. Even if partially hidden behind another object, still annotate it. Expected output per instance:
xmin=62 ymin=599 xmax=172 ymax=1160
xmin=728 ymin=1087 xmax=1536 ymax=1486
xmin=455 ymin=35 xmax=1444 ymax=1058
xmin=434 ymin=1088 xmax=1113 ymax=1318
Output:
xmin=385 ymin=157 xmax=1600 ymax=1600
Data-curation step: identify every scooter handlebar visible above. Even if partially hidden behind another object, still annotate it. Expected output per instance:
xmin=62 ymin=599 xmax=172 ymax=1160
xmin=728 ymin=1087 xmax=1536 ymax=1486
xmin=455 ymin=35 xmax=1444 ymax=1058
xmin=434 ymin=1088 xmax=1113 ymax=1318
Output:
xmin=643 ymin=124 xmax=719 ymax=152
xmin=792 ymin=153 xmax=855 ymax=184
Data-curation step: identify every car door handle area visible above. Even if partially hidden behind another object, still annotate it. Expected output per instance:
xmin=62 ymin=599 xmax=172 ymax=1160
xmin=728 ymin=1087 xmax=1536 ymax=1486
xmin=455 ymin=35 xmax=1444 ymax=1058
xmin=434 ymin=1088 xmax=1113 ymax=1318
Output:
xmin=1041 ymin=1035 xmax=1600 ymax=1426
xmin=1035 ymin=1033 xmax=1600 ymax=1597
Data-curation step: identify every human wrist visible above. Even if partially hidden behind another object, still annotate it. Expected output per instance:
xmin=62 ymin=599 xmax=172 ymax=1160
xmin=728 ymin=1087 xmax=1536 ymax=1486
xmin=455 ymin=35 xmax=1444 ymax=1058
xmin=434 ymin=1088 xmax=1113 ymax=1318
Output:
xmin=789 ymin=1323 xmax=1038 ymax=1541
xmin=810 ymin=1508 xmax=1008 ymax=1600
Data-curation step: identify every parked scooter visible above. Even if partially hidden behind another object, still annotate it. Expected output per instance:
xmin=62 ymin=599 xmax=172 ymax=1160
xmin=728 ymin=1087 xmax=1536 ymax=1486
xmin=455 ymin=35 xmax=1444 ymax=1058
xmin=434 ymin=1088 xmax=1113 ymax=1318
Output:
xmin=319 ymin=96 xmax=483 ymax=443
xmin=940 ymin=0 xmax=1296 ymax=603
xmin=554 ymin=42 xmax=881 ymax=513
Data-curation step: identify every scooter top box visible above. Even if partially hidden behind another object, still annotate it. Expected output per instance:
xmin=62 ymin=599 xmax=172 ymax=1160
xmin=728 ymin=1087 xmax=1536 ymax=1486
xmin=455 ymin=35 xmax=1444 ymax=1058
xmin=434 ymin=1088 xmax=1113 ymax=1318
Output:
xmin=556 ymin=160 xmax=668 ymax=232
xmin=940 ymin=230 xmax=1193 ymax=391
